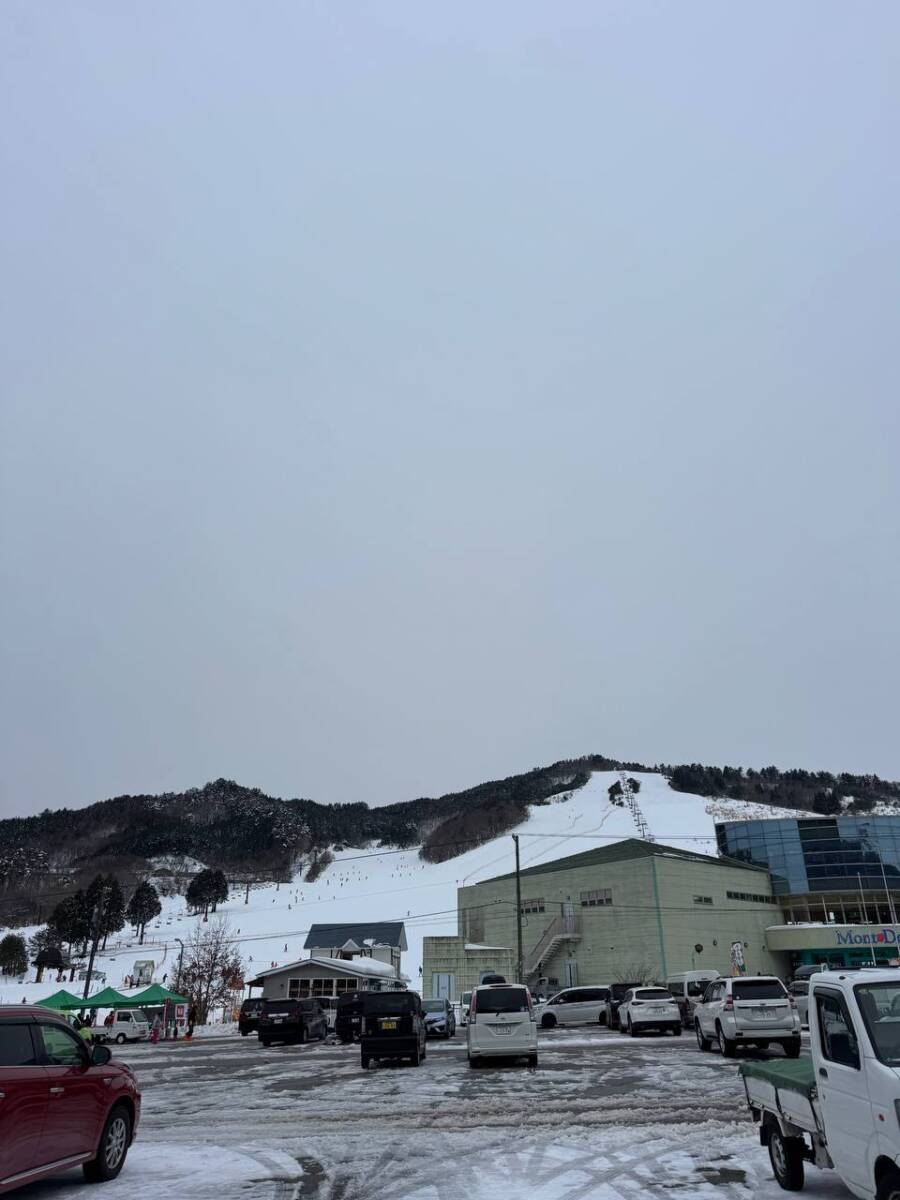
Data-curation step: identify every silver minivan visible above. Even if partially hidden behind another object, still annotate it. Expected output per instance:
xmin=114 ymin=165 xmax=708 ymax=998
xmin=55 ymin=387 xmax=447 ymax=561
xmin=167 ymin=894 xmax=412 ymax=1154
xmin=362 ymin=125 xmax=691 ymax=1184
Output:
xmin=694 ymin=976 xmax=801 ymax=1057
xmin=466 ymin=984 xmax=537 ymax=1067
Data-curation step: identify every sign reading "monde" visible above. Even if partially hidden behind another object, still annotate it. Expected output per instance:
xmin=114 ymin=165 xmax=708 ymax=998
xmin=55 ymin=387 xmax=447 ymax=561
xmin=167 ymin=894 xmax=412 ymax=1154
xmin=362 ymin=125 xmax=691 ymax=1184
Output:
xmin=837 ymin=928 xmax=900 ymax=947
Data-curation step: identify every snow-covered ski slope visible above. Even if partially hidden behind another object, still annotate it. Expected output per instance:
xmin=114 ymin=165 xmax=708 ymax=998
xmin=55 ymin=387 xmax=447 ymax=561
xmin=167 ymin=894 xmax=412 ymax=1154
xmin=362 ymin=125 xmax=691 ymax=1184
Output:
xmin=2 ymin=772 xmax=800 ymax=1006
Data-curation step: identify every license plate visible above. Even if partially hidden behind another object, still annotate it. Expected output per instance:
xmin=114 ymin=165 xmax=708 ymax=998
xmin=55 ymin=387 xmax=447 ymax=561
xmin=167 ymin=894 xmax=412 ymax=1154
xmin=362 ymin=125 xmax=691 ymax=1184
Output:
xmin=381 ymin=1020 xmax=397 ymax=1030
xmin=492 ymin=1025 xmax=513 ymax=1034
xmin=273 ymin=1018 xmax=283 ymax=1024
xmin=649 ymin=1007 xmax=667 ymax=1013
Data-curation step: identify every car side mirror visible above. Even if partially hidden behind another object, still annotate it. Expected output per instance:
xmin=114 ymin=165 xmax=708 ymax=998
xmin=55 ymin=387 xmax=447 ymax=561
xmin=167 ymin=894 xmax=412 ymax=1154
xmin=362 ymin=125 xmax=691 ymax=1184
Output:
xmin=91 ymin=1043 xmax=112 ymax=1066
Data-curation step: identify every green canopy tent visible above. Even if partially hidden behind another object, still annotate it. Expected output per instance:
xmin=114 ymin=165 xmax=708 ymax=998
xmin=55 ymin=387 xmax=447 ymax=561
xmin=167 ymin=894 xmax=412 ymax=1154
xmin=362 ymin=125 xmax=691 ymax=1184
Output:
xmin=83 ymin=986 xmax=132 ymax=1009
xmin=35 ymin=988 xmax=85 ymax=1011
xmin=130 ymin=983 xmax=188 ymax=1006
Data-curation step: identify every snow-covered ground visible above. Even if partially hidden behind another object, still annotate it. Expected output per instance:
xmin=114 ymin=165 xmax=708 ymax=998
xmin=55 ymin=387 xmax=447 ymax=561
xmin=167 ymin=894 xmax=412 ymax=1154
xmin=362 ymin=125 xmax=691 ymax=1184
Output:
xmin=30 ymin=1025 xmax=847 ymax=1200
xmin=1 ymin=772 xmax=801 ymax=1004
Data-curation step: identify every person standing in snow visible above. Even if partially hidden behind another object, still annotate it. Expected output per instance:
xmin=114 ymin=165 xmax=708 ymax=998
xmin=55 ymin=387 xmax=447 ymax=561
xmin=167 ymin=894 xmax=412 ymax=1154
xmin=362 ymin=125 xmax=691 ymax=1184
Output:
xmin=187 ymin=1004 xmax=197 ymax=1038
xmin=150 ymin=1014 xmax=162 ymax=1044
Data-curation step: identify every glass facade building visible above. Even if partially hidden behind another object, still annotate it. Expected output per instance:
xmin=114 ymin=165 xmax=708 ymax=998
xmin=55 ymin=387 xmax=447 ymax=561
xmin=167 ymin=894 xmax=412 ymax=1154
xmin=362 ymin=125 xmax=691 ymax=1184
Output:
xmin=716 ymin=816 xmax=900 ymax=901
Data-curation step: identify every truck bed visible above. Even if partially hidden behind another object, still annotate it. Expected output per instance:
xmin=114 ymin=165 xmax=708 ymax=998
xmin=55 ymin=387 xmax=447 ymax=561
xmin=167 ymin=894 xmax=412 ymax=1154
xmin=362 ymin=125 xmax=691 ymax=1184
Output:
xmin=740 ymin=1057 xmax=820 ymax=1135
xmin=740 ymin=1057 xmax=816 ymax=1098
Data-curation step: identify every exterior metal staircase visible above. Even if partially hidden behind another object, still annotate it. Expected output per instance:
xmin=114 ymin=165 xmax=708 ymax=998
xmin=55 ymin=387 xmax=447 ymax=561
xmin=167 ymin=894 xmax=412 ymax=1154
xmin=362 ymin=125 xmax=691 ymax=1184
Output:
xmin=524 ymin=913 xmax=581 ymax=985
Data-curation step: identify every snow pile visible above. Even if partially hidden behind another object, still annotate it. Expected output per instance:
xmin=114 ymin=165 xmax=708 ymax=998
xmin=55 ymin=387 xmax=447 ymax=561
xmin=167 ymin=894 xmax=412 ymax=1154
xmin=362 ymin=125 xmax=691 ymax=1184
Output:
xmin=2 ymin=771 xmax=786 ymax=1004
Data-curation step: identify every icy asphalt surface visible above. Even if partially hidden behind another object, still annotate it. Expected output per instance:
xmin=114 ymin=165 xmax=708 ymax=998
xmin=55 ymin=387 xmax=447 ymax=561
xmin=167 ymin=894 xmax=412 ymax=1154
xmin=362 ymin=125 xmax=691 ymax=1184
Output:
xmin=20 ymin=1027 xmax=852 ymax=1200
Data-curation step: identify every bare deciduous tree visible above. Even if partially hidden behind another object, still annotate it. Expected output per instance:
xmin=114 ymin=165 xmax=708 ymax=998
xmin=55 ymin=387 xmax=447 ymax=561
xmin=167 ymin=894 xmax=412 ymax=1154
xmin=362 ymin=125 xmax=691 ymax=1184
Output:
xmin=178 ymin=918 xmax=244 ymax=1025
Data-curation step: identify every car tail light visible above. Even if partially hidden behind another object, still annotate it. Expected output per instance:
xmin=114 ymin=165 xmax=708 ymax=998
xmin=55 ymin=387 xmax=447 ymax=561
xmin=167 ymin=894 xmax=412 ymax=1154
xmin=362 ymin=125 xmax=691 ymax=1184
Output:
xmin=723 ymin=995 xmax=734 ymax=1011
xmin=469 ymin=993 xmax=477 ymax=1023
xmin=789 ymin=997 xmax=797 ymax=1009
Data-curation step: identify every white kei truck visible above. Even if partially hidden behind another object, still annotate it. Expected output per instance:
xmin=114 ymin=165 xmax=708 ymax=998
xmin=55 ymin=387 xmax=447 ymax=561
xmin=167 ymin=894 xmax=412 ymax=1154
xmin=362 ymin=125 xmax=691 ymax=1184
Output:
xmin=741 ymin=968 xmax=900 ymax=1198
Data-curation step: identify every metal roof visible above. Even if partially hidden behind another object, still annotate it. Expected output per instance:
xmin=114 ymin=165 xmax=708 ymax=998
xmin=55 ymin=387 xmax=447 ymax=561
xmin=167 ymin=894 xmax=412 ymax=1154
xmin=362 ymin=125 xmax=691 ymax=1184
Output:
xmin=303 ymin=922 xmax=408 ymax=951
xmin=481 ymin=837 xmax=769 ymax=883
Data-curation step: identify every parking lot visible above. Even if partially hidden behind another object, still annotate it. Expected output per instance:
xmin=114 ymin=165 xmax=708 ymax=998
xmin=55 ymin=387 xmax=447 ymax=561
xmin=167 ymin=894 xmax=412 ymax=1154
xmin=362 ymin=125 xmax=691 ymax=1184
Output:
xmin=23 ymin=1026 xmax=849 ymax=1200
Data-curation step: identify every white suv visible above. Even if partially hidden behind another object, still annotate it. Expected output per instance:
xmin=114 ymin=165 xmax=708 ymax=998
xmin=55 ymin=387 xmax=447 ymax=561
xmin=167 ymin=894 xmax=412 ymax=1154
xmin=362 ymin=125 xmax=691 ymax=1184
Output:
xmin=694 ymin=975 xmax=800 ymax=1057
xmin=618 ymin=986 xmax=682 ymax=1036
xmin=536 ymin=986 xmax=611 ymax=1029
xmin=466 ymin=983 xmax=537 ymax=1067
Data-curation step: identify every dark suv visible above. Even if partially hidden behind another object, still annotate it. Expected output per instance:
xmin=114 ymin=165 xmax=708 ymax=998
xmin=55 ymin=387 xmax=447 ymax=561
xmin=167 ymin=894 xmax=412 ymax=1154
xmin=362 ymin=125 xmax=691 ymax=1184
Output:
xmin=335 ymin=991 xmax=365 ymax=1043
xmin=239 ymin=998 xmax=264 ymax=1036
xmin=360 ymin=991 xmax=426 ymax=1068
xmin=257 ymin=998 xmax=328 ymax=1047
xmin=607 ymin=982 xmax=640 ymax=1030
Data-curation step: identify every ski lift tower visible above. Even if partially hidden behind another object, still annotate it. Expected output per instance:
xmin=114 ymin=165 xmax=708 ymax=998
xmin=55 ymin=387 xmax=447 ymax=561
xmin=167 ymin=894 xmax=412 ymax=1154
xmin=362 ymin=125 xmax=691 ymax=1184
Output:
xmin=619 ymin=771 xmax=654 ymax=842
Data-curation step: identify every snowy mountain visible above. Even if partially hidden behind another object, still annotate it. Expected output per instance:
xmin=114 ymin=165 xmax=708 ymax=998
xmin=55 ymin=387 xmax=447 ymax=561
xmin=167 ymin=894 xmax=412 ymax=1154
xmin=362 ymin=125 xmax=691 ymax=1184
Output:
xmin=0 ymin=770 xmax=806 ymax=1007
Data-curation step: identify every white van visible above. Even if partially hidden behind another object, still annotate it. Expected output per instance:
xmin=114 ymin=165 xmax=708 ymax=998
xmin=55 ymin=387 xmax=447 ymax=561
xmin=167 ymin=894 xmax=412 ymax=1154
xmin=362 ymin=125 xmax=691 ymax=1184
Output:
xmin=535 ymin=985 xmax=611 ymax=1029
xmin=466 ymin=983 xmax=537 ymax=1067
xmin=665 ymin=971 xmax=720 ymax=1027
xmin=93 ymin=1008 xmax=150 ymax=1044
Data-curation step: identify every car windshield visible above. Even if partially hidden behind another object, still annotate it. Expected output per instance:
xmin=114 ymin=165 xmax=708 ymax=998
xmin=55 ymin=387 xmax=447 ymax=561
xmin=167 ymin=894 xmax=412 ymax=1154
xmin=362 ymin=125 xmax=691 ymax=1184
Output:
xmin=476 ymin=987 xmax=529 ymax=1013
xmin=423 ymin=1001 xmax=446 ymax=1013
xmin=636 ymin=989 xmax=671 ymax=1001
xmin=855 ymin=983 xmax=900 ymax=1065
xmin=733 ymin=980 xmax=786 ymax=1001
xmin=688 ymin=979 xmax=713 ymax=997
xmin=462 ymin=993 xmax=472 ymax=1004
xmin=362 ymin=993 xmax=417 ymax=1016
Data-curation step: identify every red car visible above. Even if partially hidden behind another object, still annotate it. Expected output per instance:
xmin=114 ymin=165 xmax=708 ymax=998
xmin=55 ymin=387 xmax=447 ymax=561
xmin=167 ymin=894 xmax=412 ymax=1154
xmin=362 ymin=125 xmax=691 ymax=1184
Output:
xmin=0 ymin=1006 xmax=140 ymax=1194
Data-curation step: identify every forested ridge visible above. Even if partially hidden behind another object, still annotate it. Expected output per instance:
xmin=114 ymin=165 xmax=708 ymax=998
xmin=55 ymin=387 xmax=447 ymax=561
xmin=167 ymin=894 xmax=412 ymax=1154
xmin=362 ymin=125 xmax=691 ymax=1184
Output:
xmin=2 ymin=755 xmax=898 ymax=926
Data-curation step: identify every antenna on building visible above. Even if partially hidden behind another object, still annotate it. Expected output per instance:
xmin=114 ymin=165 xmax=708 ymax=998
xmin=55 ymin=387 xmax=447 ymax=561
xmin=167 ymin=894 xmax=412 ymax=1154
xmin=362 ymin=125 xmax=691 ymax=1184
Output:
xmin=620 ymin=771 xmax=654 ymax=842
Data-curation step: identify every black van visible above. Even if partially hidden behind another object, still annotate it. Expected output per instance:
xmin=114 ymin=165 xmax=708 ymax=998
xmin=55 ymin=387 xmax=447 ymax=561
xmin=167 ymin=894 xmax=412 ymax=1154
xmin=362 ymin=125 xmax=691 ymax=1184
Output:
xmin=335 ymin=991 xmax=365 ymax=1043
xmin=258 ymin=998 xmax=329 ymax=1047
xmin=360 ymin=991 xmax=426 ymax=1068
xmin=239 ymin=998 xmax=264 ymax=1036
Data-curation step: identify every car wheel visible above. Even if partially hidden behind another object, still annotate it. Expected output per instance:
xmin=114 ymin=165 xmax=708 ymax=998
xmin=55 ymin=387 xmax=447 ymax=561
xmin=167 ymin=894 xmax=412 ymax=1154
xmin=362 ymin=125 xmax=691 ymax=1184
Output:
xmin=411 ymin=1044 xmax=421 ymax=1066
xmin=672 ymin=1024 xmax=682 ymax=1036
xmin=259 ymin=1038 xmax=271 ymax=1047
xmin=541 ymin=1013 xmax=556 ymax=1029
xmin=717 ymin=1024 xmax=736 ymax=1058
xmin=361 ymin=1054 xmax=370 ymax=1069
xmin=240 ymin=1030 xmax=248 ymax=1037
xmin=83 ymin=1104 xmax=132 ymax=1182
xmin=468 ymin=1055 xmax=480 ymax=1068
xmin=527 ymin=1053 xmax=538 ymax=1068
xmin=628 ymin=1017 xmax=637 ymax=1037
xmin=300 ymin=1027 xmax=308 ymax=1044
xmin=696 ymin=1022 xmax=711 ymax=1051
xmin=767 ymin=1122 xmax=804 ymax=1191
xmin=876 ymin=1169 xmax=900 ymax=1200
xmin=421 ymin=1041 xmax=427 ymax=1060
xmin=783 ymin=1038 xmax=801 ymax=1059
xmin=115 ymin=1034 xmax=126 ymax=1045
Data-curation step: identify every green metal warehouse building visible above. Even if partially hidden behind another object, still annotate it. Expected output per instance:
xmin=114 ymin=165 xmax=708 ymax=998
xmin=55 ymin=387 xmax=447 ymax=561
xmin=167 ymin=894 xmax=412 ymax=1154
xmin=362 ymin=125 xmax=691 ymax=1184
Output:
xmin=422 ymin=838 xmax=788 ymax=1000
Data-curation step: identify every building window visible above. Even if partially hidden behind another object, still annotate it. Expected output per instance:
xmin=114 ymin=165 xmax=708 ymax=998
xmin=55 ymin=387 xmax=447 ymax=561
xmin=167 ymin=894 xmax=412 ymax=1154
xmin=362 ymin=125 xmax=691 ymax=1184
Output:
xmin=311 ymin=978 xmax=335 ymax=996
xmin=288 ymin=978 xmax=311 ymax=998
xmin=726 ymin=890 xmax=775 ymax=904
xmin=693 ymin=895 xmax=713 ymax=905
xmin=580 ymin=888 xmax=612 ymax=907
xmin=520 ymin=897 xmax=545 ymax=915
xmin=335 ymin=978 xmax=357 ymax=994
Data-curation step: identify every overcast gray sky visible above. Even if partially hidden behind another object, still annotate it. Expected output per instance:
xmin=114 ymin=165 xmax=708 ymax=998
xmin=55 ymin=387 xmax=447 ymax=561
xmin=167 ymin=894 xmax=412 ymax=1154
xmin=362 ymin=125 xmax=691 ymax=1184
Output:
xmin=2 ymin=3 xmax=899 ymax=819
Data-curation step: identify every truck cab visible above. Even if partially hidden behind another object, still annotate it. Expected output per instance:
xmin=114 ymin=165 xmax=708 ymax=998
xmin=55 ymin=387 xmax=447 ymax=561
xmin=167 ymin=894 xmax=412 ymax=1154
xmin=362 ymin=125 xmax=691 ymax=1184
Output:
xmin=742 ymin=968 xmax=900 ymax=1198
